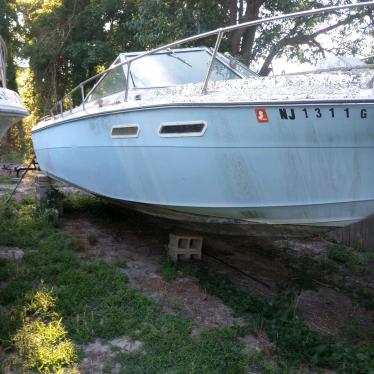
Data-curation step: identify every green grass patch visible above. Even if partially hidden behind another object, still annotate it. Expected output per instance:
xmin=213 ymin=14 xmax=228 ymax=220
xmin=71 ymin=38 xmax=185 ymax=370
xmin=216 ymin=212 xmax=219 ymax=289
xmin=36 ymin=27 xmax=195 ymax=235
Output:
xmin=0 ymin=151 xmax=25 ymax=164
xmin=0 ymin=175 xmax=17 ymax=184
xmin=161 ymin=258 xmax=193 ymax=282
xmin=327 ymin=245 xmax=359 ymax=271
xmin=325 ymin=244 xmax=374 ymax=275
xmin=197 ymin=271 xmax=374 ymax=372
xmin=0 ymin=198 xmax=247 ymax=373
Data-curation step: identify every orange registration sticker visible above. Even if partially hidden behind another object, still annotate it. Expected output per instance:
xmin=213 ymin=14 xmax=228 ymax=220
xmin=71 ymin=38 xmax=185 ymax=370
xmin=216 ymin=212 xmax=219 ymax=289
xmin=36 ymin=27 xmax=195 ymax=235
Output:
xmin=255 ymin=108 xmax=269 ymax=123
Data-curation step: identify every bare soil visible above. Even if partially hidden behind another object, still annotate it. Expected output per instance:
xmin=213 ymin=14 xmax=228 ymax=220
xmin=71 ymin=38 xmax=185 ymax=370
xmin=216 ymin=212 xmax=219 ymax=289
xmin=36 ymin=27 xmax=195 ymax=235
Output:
xmin=80 ymin=337 xmax=142 ymax=373
xmin=62 ymin=216 xmax=238 ymax=330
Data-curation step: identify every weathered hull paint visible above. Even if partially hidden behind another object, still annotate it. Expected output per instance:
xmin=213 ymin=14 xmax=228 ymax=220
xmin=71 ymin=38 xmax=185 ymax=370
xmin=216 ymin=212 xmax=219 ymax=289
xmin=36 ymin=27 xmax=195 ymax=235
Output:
xmin=32 ymin=102 xmax=374 ymax=228
xmin=0 ymin=87 xmax=28 ymax=139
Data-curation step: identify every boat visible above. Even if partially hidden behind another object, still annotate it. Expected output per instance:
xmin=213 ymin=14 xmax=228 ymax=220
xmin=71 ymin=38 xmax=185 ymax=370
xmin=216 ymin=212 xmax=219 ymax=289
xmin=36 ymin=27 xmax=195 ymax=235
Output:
xmin=0 ymin=36 xmax=28 ymax=139
xmin=32 ymin=2 xmax=374 ymax=233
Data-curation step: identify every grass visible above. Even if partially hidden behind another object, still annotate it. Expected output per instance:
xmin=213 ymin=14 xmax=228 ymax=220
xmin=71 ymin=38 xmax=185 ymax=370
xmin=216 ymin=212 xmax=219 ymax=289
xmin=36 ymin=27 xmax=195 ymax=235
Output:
xmin=0 ymin=175 xmax=17 ymax=185
xmin=2 ymin=194 xmax=372 ymax=373
xmin=0 ymin=151 xmax=25 ymax=164
xmin=0 ymin=197 xmax=247 ymax=373
xmin=161 ymin=258 xmax=193 ymax=282
xmin=197 ymin=271 xmax=374 ymax=373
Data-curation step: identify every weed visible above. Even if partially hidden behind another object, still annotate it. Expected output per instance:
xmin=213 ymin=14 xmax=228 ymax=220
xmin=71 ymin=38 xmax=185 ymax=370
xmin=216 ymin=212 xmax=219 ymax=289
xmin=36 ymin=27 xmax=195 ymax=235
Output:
xmin=327 ymin=245 xmax=358 ymax=270
xmin=245 ymin=351 xmax=282 ymax=374
xmin=112 ymin=259 xmax=128 ymax=268
xmin=162 ymin=258 xmax=178 ymax=281
xmin=287 ymin=255 xmax=320 ymax=290
xmin=13 ymin=288 xmax=77 ymax=373
xmin=72 ymin=239 xmax=86 ymax=252
xmin=318 ymin=258 xmax=338 ymax=273
xmin=87 ymin=234 xmax=98 ymax=246
xmin=170 ymin=298 xmax=182 ymax=311
xmin=161 ymin=258 xmax=193 ymax=282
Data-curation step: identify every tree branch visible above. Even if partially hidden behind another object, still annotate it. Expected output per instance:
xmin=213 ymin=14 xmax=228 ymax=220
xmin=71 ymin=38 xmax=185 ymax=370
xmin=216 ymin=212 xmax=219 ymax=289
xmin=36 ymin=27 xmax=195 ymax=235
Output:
xmin=258 ymin=12 xmax=364 ymax=76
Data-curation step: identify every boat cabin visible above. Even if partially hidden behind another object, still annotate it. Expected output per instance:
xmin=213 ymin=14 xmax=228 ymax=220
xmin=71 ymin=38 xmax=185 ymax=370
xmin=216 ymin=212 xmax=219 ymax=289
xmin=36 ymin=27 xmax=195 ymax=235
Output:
xmin=86 ymin=47 xmax=257 ymax=103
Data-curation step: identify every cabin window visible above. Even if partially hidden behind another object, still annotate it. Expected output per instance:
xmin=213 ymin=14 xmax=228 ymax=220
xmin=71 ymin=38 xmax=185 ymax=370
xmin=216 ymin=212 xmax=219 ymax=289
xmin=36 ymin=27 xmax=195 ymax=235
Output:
xmin=87 ymin=64 xmax=126 ymax=102
xmin=159 ymin=121 xmax=207 ymax=137
xmin=111 ymin=124 xmax=139 ymax=138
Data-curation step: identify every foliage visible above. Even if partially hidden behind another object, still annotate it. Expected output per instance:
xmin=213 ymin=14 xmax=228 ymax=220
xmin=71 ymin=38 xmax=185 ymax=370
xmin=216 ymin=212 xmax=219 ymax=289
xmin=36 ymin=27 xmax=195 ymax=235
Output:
xmin=16 ymin=0 xmax=138 ymax=115
xmin=13 ymin=288 xmax=78 ymax=373
xmin=327 ymin=244 xmax=358 ymax=271
xmin=0 ymin=151 xmax=25 ymax=164
xmin=130 ymin=0 xmax=229 ymax=49
xmin=0 ymin=0 xmax=18 ymax=90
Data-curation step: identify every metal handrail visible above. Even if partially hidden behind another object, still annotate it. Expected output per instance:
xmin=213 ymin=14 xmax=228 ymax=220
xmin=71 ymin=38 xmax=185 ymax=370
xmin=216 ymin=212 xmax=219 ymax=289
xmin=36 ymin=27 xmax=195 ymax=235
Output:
xmin=50 ymin=1 xmax=374 ymax=118
xmin=0 ymin=35 xmax=7 ymax=88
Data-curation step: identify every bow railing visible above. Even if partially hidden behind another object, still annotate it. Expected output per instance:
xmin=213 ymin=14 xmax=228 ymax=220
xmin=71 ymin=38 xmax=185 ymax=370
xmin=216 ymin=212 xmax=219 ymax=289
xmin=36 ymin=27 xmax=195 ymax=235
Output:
xmin=0 ymin=36 xmax=7 ymax=88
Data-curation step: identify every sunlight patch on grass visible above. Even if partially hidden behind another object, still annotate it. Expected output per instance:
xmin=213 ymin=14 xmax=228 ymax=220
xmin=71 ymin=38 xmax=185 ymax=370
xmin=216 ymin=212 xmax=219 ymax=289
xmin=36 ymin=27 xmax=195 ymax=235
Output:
xmin=13 ymin=287 xmax=78 ymax=373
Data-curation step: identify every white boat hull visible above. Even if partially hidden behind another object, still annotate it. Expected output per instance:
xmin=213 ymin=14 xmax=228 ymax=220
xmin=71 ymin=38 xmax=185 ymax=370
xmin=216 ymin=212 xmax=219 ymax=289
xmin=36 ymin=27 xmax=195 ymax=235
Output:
xmin=0 ymin=87 xmax=28 ymax=139
xmin=32 ymin=101 xmax=374 ymax=229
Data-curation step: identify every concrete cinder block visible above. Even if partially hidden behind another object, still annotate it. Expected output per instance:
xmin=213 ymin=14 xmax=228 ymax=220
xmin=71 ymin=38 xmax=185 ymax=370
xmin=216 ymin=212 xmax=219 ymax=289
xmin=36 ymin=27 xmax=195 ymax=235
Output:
xmin=167 ymin=233 xmax=203 ymax=261
xmin=35 ymin=174 xmax=51 ymax=186
xmin=34 ymin=173 xmax=52 ymax=208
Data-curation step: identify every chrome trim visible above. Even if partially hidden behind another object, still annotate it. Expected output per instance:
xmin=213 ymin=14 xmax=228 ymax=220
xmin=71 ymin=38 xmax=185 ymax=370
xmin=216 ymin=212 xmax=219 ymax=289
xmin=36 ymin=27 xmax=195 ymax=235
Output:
xmin=203 ymin=31 xmax=224 ymax=93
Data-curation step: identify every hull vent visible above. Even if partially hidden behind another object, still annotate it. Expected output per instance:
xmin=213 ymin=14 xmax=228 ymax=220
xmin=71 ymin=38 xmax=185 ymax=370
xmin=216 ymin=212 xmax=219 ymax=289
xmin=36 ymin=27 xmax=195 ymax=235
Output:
xmin=159 ymin=121 xmax=207 ymax=137
xmin=111 ymin=125 xmax=139 ymax=138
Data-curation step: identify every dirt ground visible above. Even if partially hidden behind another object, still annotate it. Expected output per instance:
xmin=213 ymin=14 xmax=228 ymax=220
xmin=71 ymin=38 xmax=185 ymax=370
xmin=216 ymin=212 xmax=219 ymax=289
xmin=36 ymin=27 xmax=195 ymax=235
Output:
xmin=1 ymin=165 xmax=373 ymax=372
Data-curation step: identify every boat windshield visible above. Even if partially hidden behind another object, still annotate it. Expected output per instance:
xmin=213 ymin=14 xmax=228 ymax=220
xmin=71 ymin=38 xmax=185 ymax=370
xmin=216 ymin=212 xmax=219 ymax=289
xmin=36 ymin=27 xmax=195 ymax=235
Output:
xmin=87 ymin=49 xmax=255 ymax=102
xmin=88 ymin=64 xmax=125 ymax=102
xmin=128 ymin=50 xmax=243 ymax=88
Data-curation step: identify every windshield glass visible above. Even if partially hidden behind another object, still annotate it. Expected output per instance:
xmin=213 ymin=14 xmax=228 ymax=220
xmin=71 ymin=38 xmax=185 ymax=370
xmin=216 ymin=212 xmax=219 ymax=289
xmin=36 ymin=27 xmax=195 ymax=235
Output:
xmin=87 ymin=64 xmax=126 ymax=102
xmin=129 ymin=50 xmax=240 ymax=88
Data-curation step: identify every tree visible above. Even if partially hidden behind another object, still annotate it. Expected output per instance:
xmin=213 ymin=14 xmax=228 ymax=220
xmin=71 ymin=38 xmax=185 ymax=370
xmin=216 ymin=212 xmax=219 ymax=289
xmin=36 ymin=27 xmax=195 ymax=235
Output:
xmin=0 ymin=0 xmax=18 ymax=89
xmin=0 ymin=0 xmax=25 ymax=156
xmin=16 ymin=0 xmax=138 ymax=116
xmin=130 ymin=0 xmax=373 ymax=75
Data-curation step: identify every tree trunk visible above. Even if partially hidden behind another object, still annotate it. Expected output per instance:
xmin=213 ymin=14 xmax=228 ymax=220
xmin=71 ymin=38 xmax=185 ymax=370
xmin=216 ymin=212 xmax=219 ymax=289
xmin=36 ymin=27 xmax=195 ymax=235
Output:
xmin=228 ymin=0 xmax=263 ymax=63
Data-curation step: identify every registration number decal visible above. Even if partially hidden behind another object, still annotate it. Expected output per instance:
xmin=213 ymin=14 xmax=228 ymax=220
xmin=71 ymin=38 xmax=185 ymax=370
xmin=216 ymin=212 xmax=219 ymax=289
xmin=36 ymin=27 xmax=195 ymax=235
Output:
xmin=255 ymin=108 xmax=269 ymax=123
xmin=278 ymin=107 xmax=368 ymax=120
